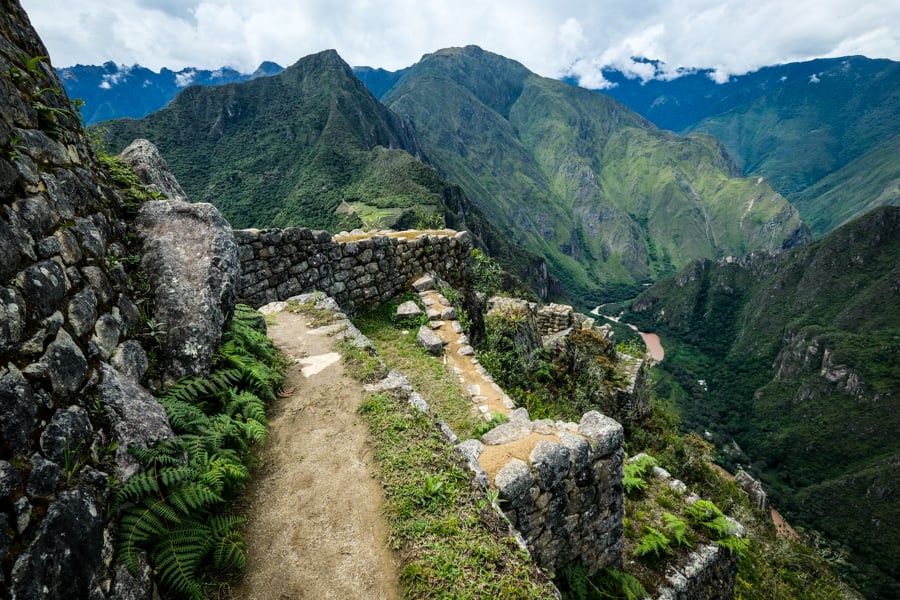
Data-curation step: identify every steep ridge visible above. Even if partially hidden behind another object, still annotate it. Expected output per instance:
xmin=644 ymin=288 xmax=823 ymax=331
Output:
xmin=101 ymin=50 xmax=429 ymax=231
xmin=381 ymin=46 xmax=807 ymax=305
xmin=624 ymin=206 xmax=900 ymax=598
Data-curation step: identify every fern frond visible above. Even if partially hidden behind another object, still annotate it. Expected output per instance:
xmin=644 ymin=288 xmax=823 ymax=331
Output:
xmin=113 ymin=471 xmax=161 ymax=510
xmin=662 ymin=512 xmax=692 ymax=547
xmin=634 ymin=526 xmax=673 ymax=558
xmin=209 ymin=514 xmax=247 ymax=571
xmin=686 ymin=499 xmax=724 ymax=524
xmin=160 ymin=397 xmax=210 ymax=434
xmin=714 ymin=535 xmax=750 ymax=557
xmin=152 ymin=522 xmax=210 ymax=600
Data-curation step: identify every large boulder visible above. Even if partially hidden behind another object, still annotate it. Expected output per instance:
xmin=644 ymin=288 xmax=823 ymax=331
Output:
xmin=119 ymin=139 xmax=188 ymax=202
xmin=135 ymin=200 xmax=239 ymax=386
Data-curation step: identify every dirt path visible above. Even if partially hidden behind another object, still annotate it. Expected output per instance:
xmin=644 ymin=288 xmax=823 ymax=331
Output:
xmin=229 ymin=308 xmax=399 ymax=600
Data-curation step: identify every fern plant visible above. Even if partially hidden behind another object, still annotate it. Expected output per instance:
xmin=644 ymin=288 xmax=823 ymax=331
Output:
xmin=115 ymin=305 xmax=284 ymax=598
xmin=634 ymin=526 xmax=673 ymax=558
xmin=662 ymin=512 xmax=692 ymax=548
xmin=623 ymin=453 xmax=658 ymax=495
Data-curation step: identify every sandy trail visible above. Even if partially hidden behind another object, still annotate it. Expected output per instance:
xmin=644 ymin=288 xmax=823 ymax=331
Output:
xmin=229 ymin=309 xmax=399 ymax=600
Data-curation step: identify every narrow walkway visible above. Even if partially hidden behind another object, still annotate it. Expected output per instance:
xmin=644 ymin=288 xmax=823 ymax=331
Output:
xmin=419 ymin=288 xmax=515 ymax=419
xmin=229 ymin=307 xmax=399 ymax=600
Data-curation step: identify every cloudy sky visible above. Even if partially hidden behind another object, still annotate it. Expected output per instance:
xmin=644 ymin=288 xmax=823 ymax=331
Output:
xmin=19 ymin=0 xmax=900 ymax=87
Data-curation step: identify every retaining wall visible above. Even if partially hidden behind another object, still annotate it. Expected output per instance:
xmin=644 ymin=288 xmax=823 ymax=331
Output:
xmin=236 ymin=228 xmax=472 ymax=311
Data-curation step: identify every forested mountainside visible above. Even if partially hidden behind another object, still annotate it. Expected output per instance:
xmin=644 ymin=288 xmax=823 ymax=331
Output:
xmin=595 ymin=56 xmax=900 ymax=236
xmin=375 ymin=46 xmax=807 ymax=305
xmin=623 ymin=206 xmax=900 ymax=598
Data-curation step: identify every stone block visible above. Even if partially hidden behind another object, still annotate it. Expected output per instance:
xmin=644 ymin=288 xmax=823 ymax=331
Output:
xmin=416 ymin=325 xmax=444 ymax=356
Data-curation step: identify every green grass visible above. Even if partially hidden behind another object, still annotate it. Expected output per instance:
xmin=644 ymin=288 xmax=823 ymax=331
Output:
xmin=354 ymin=302 xmax=484 ymax=439
xmin=356 ymin=393 xmax=556 ymax=600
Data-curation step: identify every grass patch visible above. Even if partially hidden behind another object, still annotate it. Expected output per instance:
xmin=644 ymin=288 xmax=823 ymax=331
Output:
xmin=358 ymin=392 xmax=557 ymax=599
xmin=286 ymin=297 xmax=339 ymax=328
xmin=354 ymin=302 xmax=484 ymax=439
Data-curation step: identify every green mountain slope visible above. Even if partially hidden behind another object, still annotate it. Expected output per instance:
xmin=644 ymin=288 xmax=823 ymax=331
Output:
xmin=101 ymin=50 xmax=436 ymax=231
xmin=790 ymin=133 xmax=900 ymax=235
xmin=684 ymin=57 xmax=900 ymax=234
xmin=382 ymin=46 xmax=808 ymax=305
xmin=624 ymin=206 xmax=900 ymax=598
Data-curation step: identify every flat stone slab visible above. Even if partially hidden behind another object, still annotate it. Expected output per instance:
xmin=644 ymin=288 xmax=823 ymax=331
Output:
xmin=396 ymin=300 xmax=423 ymax=318
xmin=457 ymin=345 xmax=474 ymax=356
xmin=416 ymin=325 xmax=444 ymax=356
xmin=481 ymin=420 xmax=533 ymax=445
xmin=412 ymin=274 xmax=435 ymax=292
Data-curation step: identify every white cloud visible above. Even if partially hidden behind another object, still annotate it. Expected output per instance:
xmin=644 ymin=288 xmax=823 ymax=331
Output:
xmin=18 ymin=0 xmax=900 ymax=85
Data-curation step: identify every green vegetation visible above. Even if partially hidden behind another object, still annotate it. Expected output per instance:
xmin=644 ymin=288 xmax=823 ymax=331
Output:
xmin=353 ymin=300 xmax=484 ymax=439
xmin=382 ymin=46 xmax=804 ymax=305
xmin=355 ymin=391 xmax=556 ymax=598
xmin=114 ymin=305 xmax=286 ymax=599
xmin=623 ymin=207 xmax=900 ymax=598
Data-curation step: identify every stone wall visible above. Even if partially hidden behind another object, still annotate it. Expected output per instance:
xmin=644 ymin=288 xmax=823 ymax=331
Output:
xmin=655 ymin=544 xmax=739 ymax=600
xmin=0 ymin=4 xmax=169 ymax=596
xmin=462 ymin=410 xmax=625 ymax=575
xmin=236 ymin=228 xmax=472 ymax=311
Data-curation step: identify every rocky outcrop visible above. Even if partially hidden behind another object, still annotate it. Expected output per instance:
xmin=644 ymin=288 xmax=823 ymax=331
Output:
xmin=655 ymin=544 xmax=739 ymax=600
xmin=119 ymin=138 xmax=187 ymax=202
xmin=135 ymin=200 xmax=240 ymax=387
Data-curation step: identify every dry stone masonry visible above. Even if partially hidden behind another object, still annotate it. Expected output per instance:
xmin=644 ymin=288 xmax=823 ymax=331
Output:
xmin=236 ymin=228 xmax=472 ymax=311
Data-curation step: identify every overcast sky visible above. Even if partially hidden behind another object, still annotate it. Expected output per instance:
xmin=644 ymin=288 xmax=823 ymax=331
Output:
xmin=19 ymin=0 xmax=900 ymax=87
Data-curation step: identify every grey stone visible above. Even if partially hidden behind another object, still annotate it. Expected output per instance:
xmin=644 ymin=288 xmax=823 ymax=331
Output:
xmin=451 ymin=320 xmax=463 ymax=334
xmin=416 ymin=325 xmax=444 ymax=356
xmin=408 ymin=392 xmax=430 ymax=413
xmin=10 ymin=490 xmax=104 ymax=600
xmin=35 ymin=234 xmax=60 ymax=258
xmin=81 ymin=265 xmax=113 ymax=304
xmin=439 ymin=420 xmax=459 ymax=445
xmin=17 ymin=258 xmax=67 ymax=319
xmin=0 ymin=460 xmax=22 ymax=496
xmin=0 ymin=217 xmax=24 ymax=282
xmin=508 ymin=407 xmax=531 ymax=422
xmin=440 ymin=306 xmax=457 ymax=320
xmin=111 ymin=340 xmax=150 ymax=382
xmin=481 ymin=420 xmax=533 ymax=446
xmin=67 ymin=286 xmax=98 ymax=338
xmin=70 ymin=216 xmax=105 ymax=259
xmin=530 ymin=440 xmax=571 ymax=489
xmin=14 ymin=497 xmax=32 ymax=533
xmin=494 ymin=458 xmax=534 ymax=508
xmin=111 ymin=557 xmax=154 ymax=600
xmin=653 ymin=466 xmax=672 ymax=480
xmin=412 ymin=274 xmax=434 ymax=291
xmin=428 ymin=320 xmax=444 ymax=329
xmin=54 ymin=228 xmax=83 ymax=265
xmin=0 ymin=286 xmax=26 ymax=353
xmin=40 ymin=406 xmax=92 ymax=465
xmin=136 ymin=200 xmax=240 ymax=385
xmin=0 ymin=365 xmax=38 ymax=455
xmin=26 ymin=328 xmax=87 ymax=398
xmin=19 ymin=310 xmax=63 ymax=356
xmin=532 ymin=419 xmax=556 ymax=435
xmin=363 ymin=370 xmax=413 ymax=395
xmin=120 ymin=138 xmax=188 ymax=201
xmin=578 ymin=411 xmax=624 ymax=456
xmin=425 ymin=307 xmax=442 ymax=320
xmin=456 ymin=439 xmax=484 ymax=463
xmin=559 ymin=432 xmax=592 ymax=473
xmin=117 ymin=295 xmax=142 ymax=335
xmin=25 ymin=453 xmax=60 ymax=499
xmin=98 ymin=363 xmax=174 ymax=480
xmin=735 ymin=468 xmax=768 ymax=511
xmin=669 ymin=479 xmax=688 ymax=495
xmin=396 ymin=300 xmax=423 ymax=318
xmin=90 ymin=312 xmax=121 ymax=359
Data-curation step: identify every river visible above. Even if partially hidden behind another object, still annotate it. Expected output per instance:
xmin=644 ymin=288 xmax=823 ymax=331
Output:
xmin=592 ymin=308 xmax=665 ymax=362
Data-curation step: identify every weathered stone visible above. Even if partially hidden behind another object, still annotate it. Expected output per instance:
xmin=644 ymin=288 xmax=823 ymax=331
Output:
xmin=14 ymin=497 xmax=31 ymax=534
xmin=110 ymin=340 xmax=150 ymax=382
xmin=67 ymin=286 xmax=98 ymax=338
xmin=494 ymin=458 xmax=534 ymax=508
xmin=17 ymin=258 xmax=67 ymax=319
xmin=481 ymin=420 xmax=533 ymax=445
xmin=98 ymin=364 xmax=174 ymax=480
xmin=120 ymin=138 xmax=188 ymax=201
xmin=135 ymin=200 xmax=240 ymax=385
xmin=81 ymin=265 xmax=113 ymax=304
xmin=10 ymin=490 xmax=104 ymax=600
xmin=25 ymin=328 xmax=87 ymax=398
xmin=440 ymin=306 xmax=457 ymax=320
xmin=734 ymin=468 xmax=768 ymax=511
xmin=507 ymin=407 xmax=530 ymax=422
xmin=0 ymin=217 xmax=24 ymax=282
xmin=559 ymin=432 xmax=592 ymax=474
xmin=0 ymin=286 xmax=26 ymax=353
xmin=396 ymin=300 xmax=423 ymax=319
xmin=0 ymin=365 xmax=38 ymax=455
xmin=0 ymin=460 xmax=22 ymax=496
xmin=117 ymin=294 xmax=142 ymax=335
xmin=412 ymin=274 xmax=435 ymax=291
xmin=669 ymin=479 xmax=687 ymax=495
xmin=90 ymin=312 xmax=121 ymax=360
xmin=40 ymin=406 xmax=92 ymax=465
xmin=70 ymin=216 xmax=105 ymax=259
xmin=530 ymin=440 xmax=571 ymax=490
xmin=457 ymin=345 xmax=474 ymax=356
xmin=25 ymin=453 xmax=60 ymax=499
xmin=111 ymin=557 xmax=154 ymax=600
xmin=54 ymin=228 xmax=83 ymax=265
xmin=19 ymin=310 xmax=63 ymax=356
xmin=363 ymin=370 xmax=413 ymax=395
xmin=408 ymin=392 xmax=430 ymax=413
xmin=578 ymin=411 xmax=624 ymax=456
xmin=416 ymin=325 xmax=444 ymax=356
